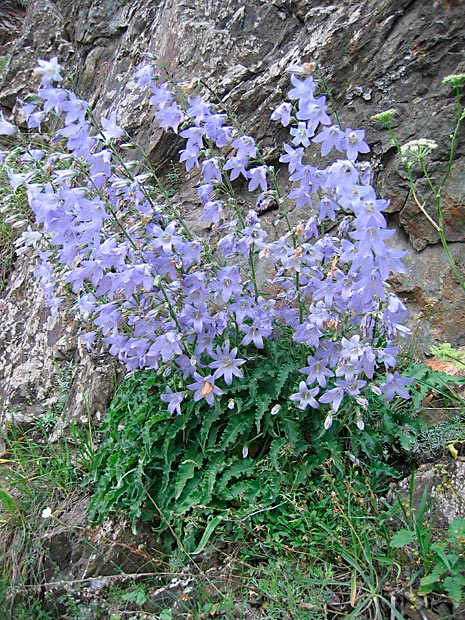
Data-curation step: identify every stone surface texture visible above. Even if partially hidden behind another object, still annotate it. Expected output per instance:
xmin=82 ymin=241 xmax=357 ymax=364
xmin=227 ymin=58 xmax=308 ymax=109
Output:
xmin=392 ymin=457 xmax=465 ymax=529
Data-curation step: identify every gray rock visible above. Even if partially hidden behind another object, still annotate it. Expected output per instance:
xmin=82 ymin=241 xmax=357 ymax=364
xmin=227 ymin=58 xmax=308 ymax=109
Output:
xmin=0 ymin=254 xmax=121 ymax=434
xmin=391 ymin=457 xmax=465 ymax=529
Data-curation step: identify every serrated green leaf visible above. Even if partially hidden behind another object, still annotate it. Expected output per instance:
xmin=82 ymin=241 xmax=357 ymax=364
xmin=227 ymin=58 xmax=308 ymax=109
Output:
xmin=174 ymin=484 xmax=206 ymax=515
xmin=199 ymin=402 xmax=222 ymax=449
xmin=390 ymin=529 xmax=416 ymax=547
xmin=162 ymin=416 xmax=185 ymax=465
xmin=407 ymin=364 xmax=429 ymax=380
xmin=397 ymin=429 xmax=415 ymax=451
xmin=202 ymin=458 xmax=228 ymax=499
xmin=443 ymin=575 xmax=465 ymax=603
xmin=273 ymin=361 xmax=299 ymax=397
xmin=448 ymin=518 xmax=465 ymax=538
xmin=160 ymin=442 xmax=184 ymax=496
xmin=254 ymin=394 xmax=272 ymax=433
xmin=419 ymin=566 xmax=445 ymax=591
xmin=122 ymin=587 xmax=147 ymax=605
xmin=269 ymin=437 xmax=287 ymax=471
xmin=218 ymin=413 xmax=251 ymax=450
xmin=217 ymin=457 xmax=255 ymax=496
xmin=174 ymin=455 xmax=202 ymax=500
xmin=228 ymin=478 xmax=261 ymax=499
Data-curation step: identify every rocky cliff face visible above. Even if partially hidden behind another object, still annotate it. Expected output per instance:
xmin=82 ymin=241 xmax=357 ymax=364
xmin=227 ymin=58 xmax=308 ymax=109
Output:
xmin=1 ymin=0 xmax=465 ymax=423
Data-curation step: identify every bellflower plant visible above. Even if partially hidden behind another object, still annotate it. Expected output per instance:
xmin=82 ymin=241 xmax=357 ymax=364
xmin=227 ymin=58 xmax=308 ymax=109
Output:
xmin=0 ymin=56 xmax=420 ymax=536
xmin=6 ymin=57 xmax=412 ymax=437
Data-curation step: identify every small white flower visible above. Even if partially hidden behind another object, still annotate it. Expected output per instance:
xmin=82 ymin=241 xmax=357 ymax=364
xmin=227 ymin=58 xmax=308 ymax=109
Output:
xmin=34 ymin=57 xmax=63 ymax=84
xmin=370 ymin=385 xmax=382 ymax=396
xmin=286 ymin=61 xmax=317 ymax=75
xmin=0 ymin=111 xmax=16 ymax=136
xmin=100 ymin=111 xmax=125 ymax=141
xmin=41 ymin=507 xmax=52 ymax=519
xmin=400 ymin=139 xmax=438 ymax=163
xmin=324 ymin=415 xmax=333 ymax=430
xmin=242 ymin=445 xmax=249 ymax=459
xmin=370 ymin=108 xmax=397 ymax=124
xmin=270 ymin=404 xmax=281 ymax=416
xmin=443 ymin=73 xmax=465 ymax=88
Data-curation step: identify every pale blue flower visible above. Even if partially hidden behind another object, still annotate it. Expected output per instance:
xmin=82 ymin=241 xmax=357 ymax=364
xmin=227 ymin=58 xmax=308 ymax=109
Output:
xmin=290 ymin=381 xmax=319 ymax=410
xmin=208 ymin=343 xmax=246 ymax=385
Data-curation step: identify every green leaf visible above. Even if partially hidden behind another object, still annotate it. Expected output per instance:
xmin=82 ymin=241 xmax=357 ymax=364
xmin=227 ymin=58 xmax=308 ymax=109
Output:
xmin=192 ymin=515 xmax=223 ymax=555
xmin=272 ymin=361 xmax=299 ymax=399
xmin=448 ymin=518 xmax=465 ymax=539
xmin=254 ymin=394 xmax=272 ymax=433
xmin=174 ymin=484 xmax=207 ymax=515
xmin=443 ymin=575 xmax=465 ymax=604
xmin=162 ymin=416 xmax=185 ymax=464
xmin=199 ymin=401 xmax=222 ymax=449
xmin=202 ymin=458 xmax=228 ymax=502
xmin=434 ymin=548 xmax=456 ymax=572
xmin=430 ymin=343 xmax=465 ymax=367
xmin=218 ymin=413 xmax=251 ymax=450
xmin=121 ymin=587 xmax=147 ymax=605
xmin=419 ymin=568 xmax=444 ymax=590
xmin=390 ymin=529 xmax=416 ymax=547
xmin=0 ymin=488 xmax=21 ymax=517
xmin=218 ymin=458 xmax=255 ymax=497
xmin=269 ymin=437 xmax=287 ymax=471
xmin=397 ymin=428 xmax=415 ymax=451
xmin=174 ymin=455 xmax=202 ymax=500
xmin=228 ymin=479 xmax=261 ymax=499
